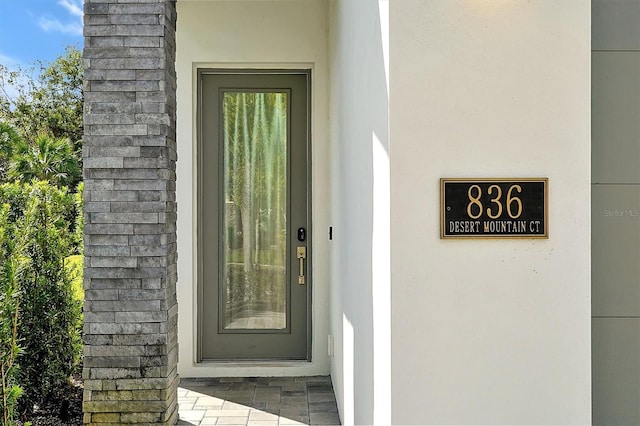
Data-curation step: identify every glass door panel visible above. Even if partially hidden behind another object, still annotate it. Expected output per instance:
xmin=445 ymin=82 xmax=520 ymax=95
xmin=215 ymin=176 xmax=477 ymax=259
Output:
xmin=221 ymin=92 xmax=288 ymax=331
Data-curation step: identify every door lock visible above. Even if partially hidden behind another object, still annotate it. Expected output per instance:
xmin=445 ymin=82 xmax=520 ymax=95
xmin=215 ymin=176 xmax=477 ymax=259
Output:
xmin=297 ymin=246 xmax=307 ymax=285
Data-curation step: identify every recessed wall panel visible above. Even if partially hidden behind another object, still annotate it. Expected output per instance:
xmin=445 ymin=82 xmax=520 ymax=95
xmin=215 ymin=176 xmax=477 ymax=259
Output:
xmin=592 ymin=52 xmax=640 ymax=184
xmin=593 ymin=0 xmax=640 ymax=51
xmin=592 ymin=185 xmax=640 ymax=316
xmin=592 ymin=318 xmax=640 ymax=425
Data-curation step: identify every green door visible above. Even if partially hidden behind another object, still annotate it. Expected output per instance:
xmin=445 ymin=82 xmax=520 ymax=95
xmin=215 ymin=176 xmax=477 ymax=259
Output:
xmin=198 ymin=70 xmax=311 ymax=360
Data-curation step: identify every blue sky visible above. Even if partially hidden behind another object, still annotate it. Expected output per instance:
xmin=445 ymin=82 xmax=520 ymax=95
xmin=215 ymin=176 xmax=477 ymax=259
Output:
xmin=0 ymin=0 xmax=83 ymax=68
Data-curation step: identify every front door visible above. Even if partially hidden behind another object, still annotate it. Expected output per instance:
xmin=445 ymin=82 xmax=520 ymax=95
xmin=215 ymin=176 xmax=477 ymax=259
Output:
xmin=198 ymin=70 xmax=311 ymax=360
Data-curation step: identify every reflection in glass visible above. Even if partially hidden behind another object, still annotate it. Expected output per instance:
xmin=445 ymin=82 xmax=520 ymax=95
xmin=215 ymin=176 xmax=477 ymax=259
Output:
xmin=222 ymin=92 xmax=287 ymax=330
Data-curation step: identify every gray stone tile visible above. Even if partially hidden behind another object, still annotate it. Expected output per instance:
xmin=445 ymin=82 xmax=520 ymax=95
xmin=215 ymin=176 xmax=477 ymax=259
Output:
xmin=267 ymin=378 xmax=297 ymax=386
xmin=249 ymin=410 xmax=279 ymax=421
xmin=181 ymin=378 xmax=211 ymax=386
xmin=278 ymin=403 xmax=309 ymax=411
xmin=223 ymin=401 xmax=254 ymax=410
xmin=194 ymin=395 xmax=225 ymax=409
xmin=179 ymin=401 xmax=196 ymax=410
xmin=194 ymin=385 xmax=229 ymax=395
xmin=254 ymin=393 xmax=281 ymax=403
xmin=216 ymin=416 xmax=249 ymax=425
xmin=263 ymin=403 xmax=281 ymax=414
xmin=307 ymin=393 xmax=335 ymax=403
xmin=307 ymin=384 xmax=332 ymax=393
xmin=279 ymin=415 xmax=310 ymax=425
xmin=197 ymin=394 xmax=225 ymax=403
xmin=255 ymin=387 xmax=282 ymax=394
xmin=195 ymin=403 xmax=224 ymax=410
xmin=178 ymin=377 xmax=339 ymax=426
xmin=309 ymin=413 xmax=340 ymax=425
xmin=280 ymin=396 xmax=307 ymax=404
xmin=295 ymin=377 xmax=331 ymax=385
xmin=280 ymin=409 xmax=310 ymax=418
xmin=231 ymin=382 xmax=259 ymax=390
xmin=248 ymin=402 xmax=268 ymax=410
xmin=180 ymin=409 xmax=206 ymax=421
xmin=216 ymin=390 xmax=255 ymax=399
xmin=219 ymin=377 xmax=251 ymax=383
xmin=309 ymin=402 xmax=338 ymax=414
xmin=205 ymin=409 xmax=251 ymax=417
xmin=280 ymin=383 xmax=307 ymax=392
xmin=282 ymin=390 xmax=306 ymax=397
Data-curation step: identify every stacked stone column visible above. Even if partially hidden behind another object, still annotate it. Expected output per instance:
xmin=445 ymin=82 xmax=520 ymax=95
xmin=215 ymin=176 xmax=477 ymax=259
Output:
xmin=82 ymin=1 xmax=178 ymax=424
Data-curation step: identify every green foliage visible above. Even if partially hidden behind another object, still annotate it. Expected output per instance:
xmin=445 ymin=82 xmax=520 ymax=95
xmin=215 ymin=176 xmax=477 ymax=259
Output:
xmin=0 ymin=46 xmax=84 ymax=418
xmin=0 ymin=47 xmax=83 ymax=150
xmin=72 ymin=182 xmax=83 ymax=255
xmin=8 ymin=134 xmax=81 ymax=190
xmin=0 ymin=205 xmax=23 ymax=425
xmin=0 ymin=181 xmax=76 ymax=243
xmin=35 ymin=48 xmax=83 ymax=148
xmin=0 ymin=182 xmax=82 ymax=414
xmin=0 ymin=47 xmax=83 ymax=191
xmin=0 ymin=123 xmax=22 ymax=181
xmin=64 ymin=255 xmax=83 ymax=306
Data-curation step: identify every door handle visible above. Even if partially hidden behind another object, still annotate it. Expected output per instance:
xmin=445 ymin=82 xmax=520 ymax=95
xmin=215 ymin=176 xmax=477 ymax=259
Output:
xmin=297 ymin=246 xmax=307 ymax=285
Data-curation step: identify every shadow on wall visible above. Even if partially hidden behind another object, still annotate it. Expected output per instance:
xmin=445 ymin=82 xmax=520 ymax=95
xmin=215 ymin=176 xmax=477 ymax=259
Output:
xmin=329 ymin=0 xmax=389 ymax=424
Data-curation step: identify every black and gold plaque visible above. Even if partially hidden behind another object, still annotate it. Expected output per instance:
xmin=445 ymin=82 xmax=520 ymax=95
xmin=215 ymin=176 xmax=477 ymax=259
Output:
xmin=441 ymin=178 xmax=548 ymax=239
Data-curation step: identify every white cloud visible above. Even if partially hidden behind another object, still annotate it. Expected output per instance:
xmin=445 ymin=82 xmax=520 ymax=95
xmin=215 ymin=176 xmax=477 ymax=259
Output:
xmin=38 ymin=0 xmax=83 ymax=36
xmin=58 ymin=0 xmax=83 ymax=18
xmin=38 ymin=17 xmax=82 ymax=35
xmin=0 ymin=53 xmax=20 ymax=68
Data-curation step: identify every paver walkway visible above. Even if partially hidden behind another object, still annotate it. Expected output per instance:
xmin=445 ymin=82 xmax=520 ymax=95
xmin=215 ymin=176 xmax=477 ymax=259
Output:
xmin=178 ymin=376 xmax=341 ymax=426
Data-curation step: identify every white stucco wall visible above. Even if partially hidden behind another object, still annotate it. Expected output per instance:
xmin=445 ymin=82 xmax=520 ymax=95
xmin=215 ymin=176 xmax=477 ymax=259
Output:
xmin=328 ymin=1 xmax=390 ymax=424
xmin=390 ymin=1 xmax=591 ymax=424
xmin=175 ymin=1 xmax=591 ymax=423
xmin=175 ymin=0 xmax=330 ymax=377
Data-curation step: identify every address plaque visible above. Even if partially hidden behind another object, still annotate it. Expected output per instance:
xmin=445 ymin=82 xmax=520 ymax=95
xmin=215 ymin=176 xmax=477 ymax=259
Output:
xmin=441 ymin=178 xmax=548 ymax=239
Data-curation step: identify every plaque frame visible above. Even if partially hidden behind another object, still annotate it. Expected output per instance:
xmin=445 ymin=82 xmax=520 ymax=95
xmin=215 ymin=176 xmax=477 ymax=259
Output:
xmin=440 ymin=177 xmax=549 ymax=239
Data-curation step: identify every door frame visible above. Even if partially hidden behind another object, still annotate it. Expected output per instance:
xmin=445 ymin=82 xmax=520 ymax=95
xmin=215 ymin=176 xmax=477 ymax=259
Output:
xmin=196 ymin=68 xmax=313 ymax=362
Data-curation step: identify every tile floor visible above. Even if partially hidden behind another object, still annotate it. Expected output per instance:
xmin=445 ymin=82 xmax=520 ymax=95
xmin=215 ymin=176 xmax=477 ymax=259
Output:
xmin=178 ymin=376 xmax=341 ymax=426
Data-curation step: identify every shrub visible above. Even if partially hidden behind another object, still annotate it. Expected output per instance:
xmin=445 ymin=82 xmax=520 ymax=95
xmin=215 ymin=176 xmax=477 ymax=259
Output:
xmin=0 ymin=182 xmax=82 ymax=414
xmin=0 ymin=204 xmax=23 ymax=425
xmin=72 ymin=182 xmax=83 ymax=255
xmin=64 ymin=255 xmax=83 ymax=306
xmin=0 ymin=123 xmax=21 ymax=181
xmin=65 ymin=253 xmax=84 ymax=369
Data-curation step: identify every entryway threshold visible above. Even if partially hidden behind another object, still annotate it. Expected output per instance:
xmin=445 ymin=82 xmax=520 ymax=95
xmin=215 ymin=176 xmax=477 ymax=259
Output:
xmin=178 ymin=376 xmax=340 ymax=426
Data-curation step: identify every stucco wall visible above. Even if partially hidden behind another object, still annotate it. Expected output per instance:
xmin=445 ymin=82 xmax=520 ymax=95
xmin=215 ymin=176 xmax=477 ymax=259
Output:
xmin=328 ymin=1 xmax=390 ymax=424
xmin=390 ymin=1 xmax=592 ymax=424
xmin=175 ymin=0 xmax=330 ymax=377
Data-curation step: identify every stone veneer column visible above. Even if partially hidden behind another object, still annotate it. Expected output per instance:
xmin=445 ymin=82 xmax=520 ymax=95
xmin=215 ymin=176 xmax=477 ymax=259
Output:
xmin=82 ymin=1 xmax=178 ymax=424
